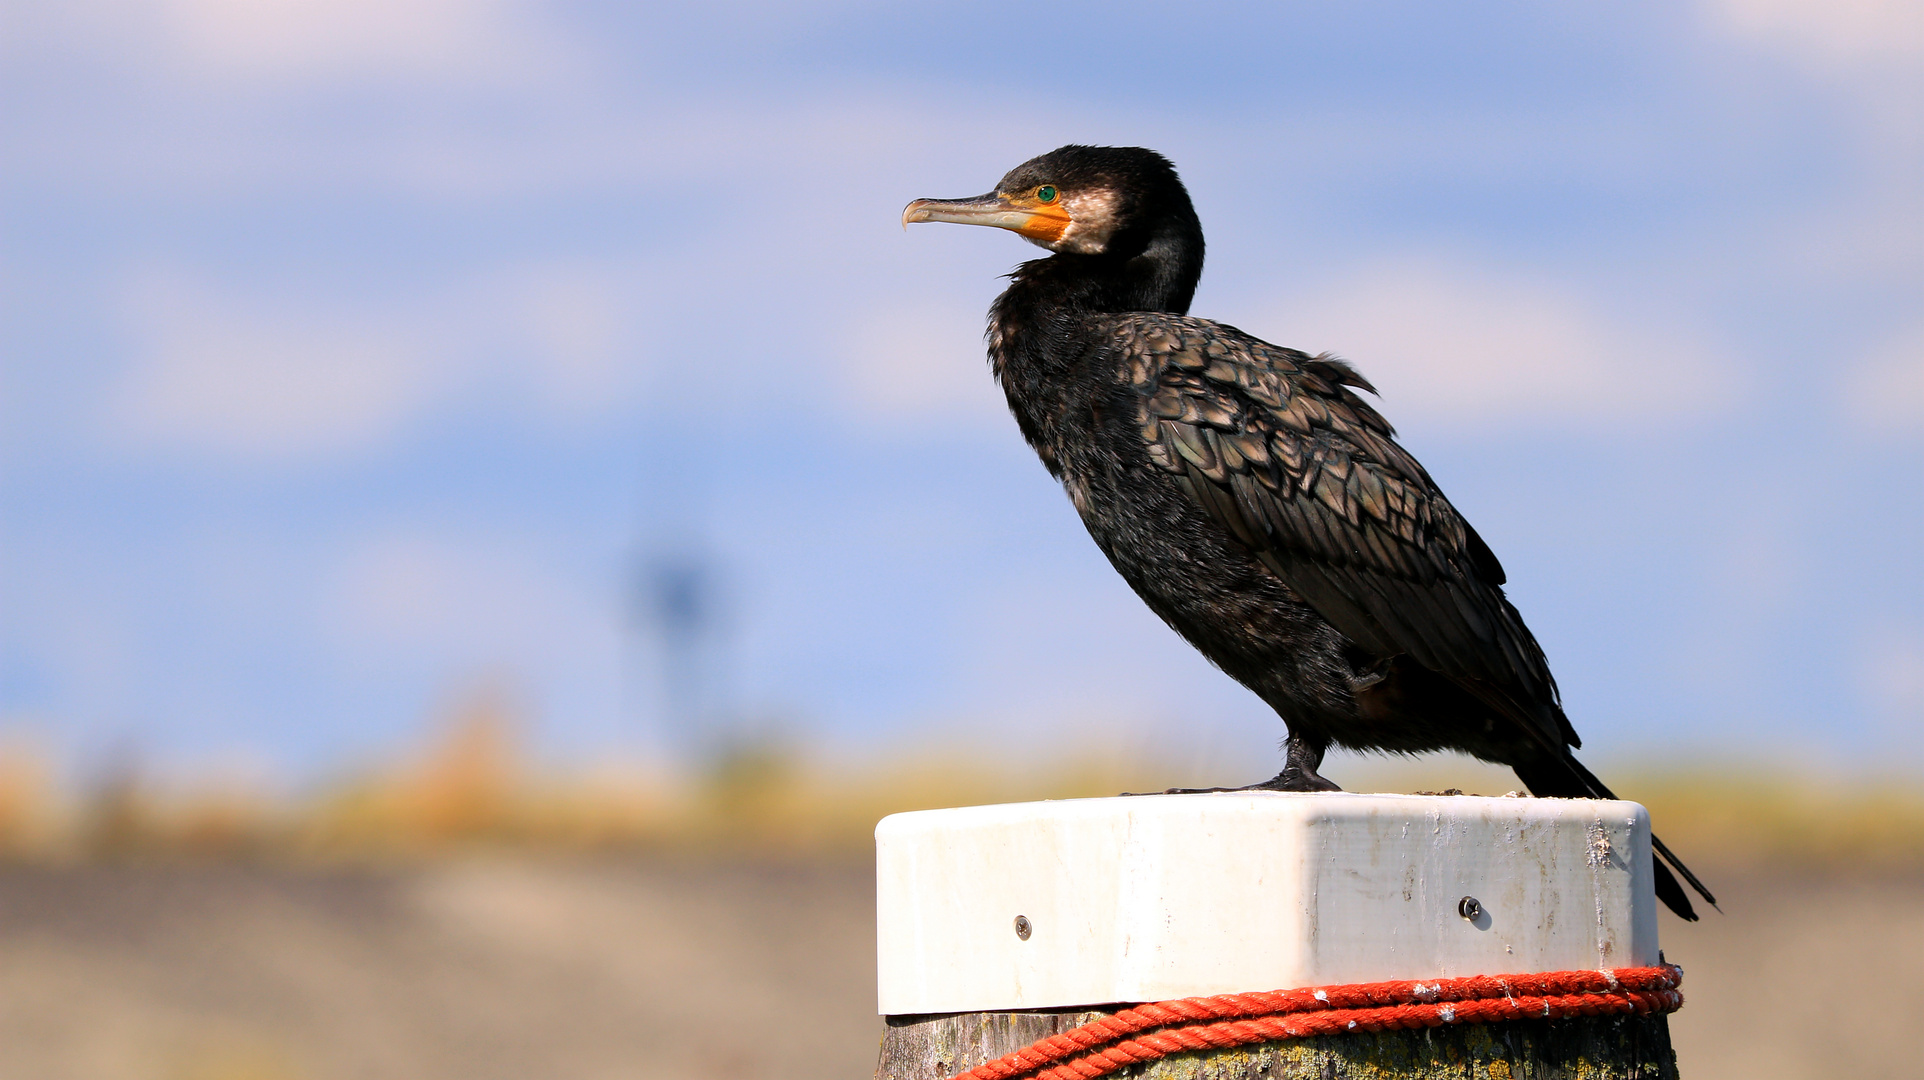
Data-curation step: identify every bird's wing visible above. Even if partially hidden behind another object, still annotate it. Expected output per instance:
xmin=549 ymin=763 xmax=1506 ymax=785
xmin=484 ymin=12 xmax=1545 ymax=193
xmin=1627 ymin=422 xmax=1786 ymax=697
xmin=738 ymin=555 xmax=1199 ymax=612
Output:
xmin=1111 ymin=313 xmax=1572 ymax=747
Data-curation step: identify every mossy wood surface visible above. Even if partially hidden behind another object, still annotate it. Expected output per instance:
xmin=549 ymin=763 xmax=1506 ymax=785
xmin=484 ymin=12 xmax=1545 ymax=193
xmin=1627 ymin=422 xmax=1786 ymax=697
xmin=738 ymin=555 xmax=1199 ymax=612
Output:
xmin=876 ymin=1008 xmax=1678 ymax=1080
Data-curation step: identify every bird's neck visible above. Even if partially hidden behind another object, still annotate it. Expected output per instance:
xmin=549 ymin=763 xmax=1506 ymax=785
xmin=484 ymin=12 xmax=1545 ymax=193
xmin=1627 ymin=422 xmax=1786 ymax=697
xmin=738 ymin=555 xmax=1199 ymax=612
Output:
xmin=986 ymin=227 xmax=1203 ymax=471
xmin=999 ymin=223 xmax=1204 ymax=321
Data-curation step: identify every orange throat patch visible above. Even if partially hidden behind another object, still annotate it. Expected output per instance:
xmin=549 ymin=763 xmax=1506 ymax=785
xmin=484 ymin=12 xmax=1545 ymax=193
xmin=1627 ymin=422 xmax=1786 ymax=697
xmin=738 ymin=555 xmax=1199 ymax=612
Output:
xmin=1015 ymin=202 xmax=1072 ymax=244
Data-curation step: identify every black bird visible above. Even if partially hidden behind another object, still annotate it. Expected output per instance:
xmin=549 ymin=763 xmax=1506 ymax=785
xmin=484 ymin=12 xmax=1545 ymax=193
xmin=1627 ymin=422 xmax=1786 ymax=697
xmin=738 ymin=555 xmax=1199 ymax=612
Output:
xmin=903 ymin=145 xmax=1716 ymax=921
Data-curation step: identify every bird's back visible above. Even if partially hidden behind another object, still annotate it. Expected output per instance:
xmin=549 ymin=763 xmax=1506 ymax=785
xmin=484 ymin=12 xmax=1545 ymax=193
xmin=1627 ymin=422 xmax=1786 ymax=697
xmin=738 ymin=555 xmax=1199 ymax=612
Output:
xmin=1013 ymin=310 xmax=1577 ymax=760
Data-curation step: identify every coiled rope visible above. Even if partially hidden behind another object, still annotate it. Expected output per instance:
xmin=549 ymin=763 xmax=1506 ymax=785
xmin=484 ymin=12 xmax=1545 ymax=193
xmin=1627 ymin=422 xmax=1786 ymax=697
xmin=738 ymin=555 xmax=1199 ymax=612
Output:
xmin=948 ymin=965 xmax=1683 ymax=1080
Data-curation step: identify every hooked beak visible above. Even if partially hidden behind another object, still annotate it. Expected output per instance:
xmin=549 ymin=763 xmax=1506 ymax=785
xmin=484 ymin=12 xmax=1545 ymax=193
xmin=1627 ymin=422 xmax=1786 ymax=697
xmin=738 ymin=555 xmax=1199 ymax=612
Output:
xmin=902 ymin=192 xmax=1070 ymax=244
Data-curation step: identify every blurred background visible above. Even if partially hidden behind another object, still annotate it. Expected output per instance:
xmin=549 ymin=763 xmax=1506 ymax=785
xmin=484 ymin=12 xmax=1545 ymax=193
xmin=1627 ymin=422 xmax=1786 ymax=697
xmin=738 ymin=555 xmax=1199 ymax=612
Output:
xmin=0 ymin=1 xmax=1919 ymax=1078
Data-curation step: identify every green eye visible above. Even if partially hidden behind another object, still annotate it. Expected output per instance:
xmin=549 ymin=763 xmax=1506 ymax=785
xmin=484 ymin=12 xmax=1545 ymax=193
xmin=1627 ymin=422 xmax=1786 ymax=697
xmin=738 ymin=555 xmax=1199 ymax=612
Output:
xmin=1036 ymin=185 xmax=1058 ymax=203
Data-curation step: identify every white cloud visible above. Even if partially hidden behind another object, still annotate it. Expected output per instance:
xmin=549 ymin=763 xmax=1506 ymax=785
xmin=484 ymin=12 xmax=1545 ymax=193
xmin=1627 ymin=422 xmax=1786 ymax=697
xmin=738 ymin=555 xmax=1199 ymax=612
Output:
xmin=1703 ymin=0 xmax=1924 ymax=171
xmin=1842 ymin=322 xmax=1924 ymax=433
xmin=47 ymin=0 xmax=570 ymax=87
xmin=1858 ymin=622 xmax=1924 ymax=755
xmin=1706 ymin=0 xmax=1924 ymax=64
xmin=840 ymin=301 xmax=1008 ymax=422
xmin=107 ymin=263 xmax=655 ymax=462
xmin=111 ymin=272 xmax=448 ymax=460
xmin=321 ymin=530 xmax=610 ymax=670
xmin=1701 ymin=0 xmax=1922 ymax=289
xmin=1254 ymin=258 xmax=1735 ymax=431
xmin=494 ymin=261 xmax=651 ymax=419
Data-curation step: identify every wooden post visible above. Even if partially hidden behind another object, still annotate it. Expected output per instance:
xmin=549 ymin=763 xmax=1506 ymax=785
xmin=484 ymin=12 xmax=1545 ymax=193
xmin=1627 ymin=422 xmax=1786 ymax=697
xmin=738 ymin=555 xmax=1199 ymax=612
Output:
xmin=872 ymin=793 xmax=1681 ymax=1080
xmin=877 ymin=1007 xmax=1677 ymax=1079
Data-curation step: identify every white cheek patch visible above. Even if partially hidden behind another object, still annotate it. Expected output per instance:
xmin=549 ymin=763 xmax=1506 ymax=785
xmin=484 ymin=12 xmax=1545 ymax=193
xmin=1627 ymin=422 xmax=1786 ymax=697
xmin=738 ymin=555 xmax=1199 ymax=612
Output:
xmin=1056 ymin=189 xmax=1121 ymax=255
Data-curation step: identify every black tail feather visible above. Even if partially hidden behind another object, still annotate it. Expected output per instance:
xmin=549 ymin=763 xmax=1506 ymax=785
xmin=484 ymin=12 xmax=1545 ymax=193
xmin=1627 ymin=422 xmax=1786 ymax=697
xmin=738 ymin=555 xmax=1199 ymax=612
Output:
xmin=1650 ymin=833 xmax=1718 ymax=911
xmin=1564 ymin=757 xmax=1720 ymax=913
xmin=1651 ymin=857 xmax=1698 ymax=923
xmin=1512 ymin=755 xmax=1715 ymax=922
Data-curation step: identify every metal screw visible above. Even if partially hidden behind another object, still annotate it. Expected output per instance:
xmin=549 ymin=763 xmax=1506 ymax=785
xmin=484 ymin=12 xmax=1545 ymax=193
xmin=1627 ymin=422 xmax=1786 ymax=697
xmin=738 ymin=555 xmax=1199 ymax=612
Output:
xmin=1013 ymin=915 xmax=1032 ymax=941
xmin=1458 ymin=896 xmax=1482 ymax=920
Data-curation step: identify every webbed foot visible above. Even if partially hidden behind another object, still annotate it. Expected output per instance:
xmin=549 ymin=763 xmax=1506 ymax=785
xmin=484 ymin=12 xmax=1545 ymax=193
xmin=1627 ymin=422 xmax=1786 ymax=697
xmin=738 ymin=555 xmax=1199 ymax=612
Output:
xmin=1129 ymin=760 xmax=1345 ymax=795
xmin=1125 ymin=768 xmax=1343 ymax=795
xmin=1121 ymin=733 xmax=1342 ymax=795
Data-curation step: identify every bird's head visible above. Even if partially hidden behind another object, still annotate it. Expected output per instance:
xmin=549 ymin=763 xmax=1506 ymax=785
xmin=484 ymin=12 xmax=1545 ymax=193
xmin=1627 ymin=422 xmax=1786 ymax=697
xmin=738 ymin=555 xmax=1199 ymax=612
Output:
xmin=903 ymin=145 xmax=1195 ymax=259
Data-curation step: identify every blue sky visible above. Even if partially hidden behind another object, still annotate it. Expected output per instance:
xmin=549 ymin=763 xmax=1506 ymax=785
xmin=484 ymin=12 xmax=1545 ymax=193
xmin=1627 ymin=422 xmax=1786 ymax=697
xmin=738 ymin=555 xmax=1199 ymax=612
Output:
xmin=2 ymin=1 xmax=1920 ymax=783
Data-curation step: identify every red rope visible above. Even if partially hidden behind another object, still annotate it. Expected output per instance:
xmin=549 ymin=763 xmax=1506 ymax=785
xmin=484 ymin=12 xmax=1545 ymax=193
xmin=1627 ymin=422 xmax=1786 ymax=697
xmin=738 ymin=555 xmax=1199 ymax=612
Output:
xmin=947 ymin=965 xmax=1683 ymax=1080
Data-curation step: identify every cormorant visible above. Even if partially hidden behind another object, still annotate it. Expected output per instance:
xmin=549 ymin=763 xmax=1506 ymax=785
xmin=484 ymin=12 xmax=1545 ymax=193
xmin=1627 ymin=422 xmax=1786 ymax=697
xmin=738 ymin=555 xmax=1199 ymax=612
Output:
xmin=903 ymin=145 xmax=1716 ymax=921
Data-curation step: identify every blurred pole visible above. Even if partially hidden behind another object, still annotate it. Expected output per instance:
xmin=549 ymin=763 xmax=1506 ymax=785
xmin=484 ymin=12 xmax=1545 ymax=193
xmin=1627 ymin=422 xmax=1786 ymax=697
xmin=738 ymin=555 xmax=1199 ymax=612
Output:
xmin=633 ymin=544 xmax=731 ymax=764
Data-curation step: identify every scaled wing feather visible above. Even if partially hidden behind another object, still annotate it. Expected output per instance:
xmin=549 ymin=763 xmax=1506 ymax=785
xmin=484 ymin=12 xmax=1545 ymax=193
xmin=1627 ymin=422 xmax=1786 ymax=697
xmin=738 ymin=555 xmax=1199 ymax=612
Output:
xmin=1109 ymin=313 xmax=1565 ymax=748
